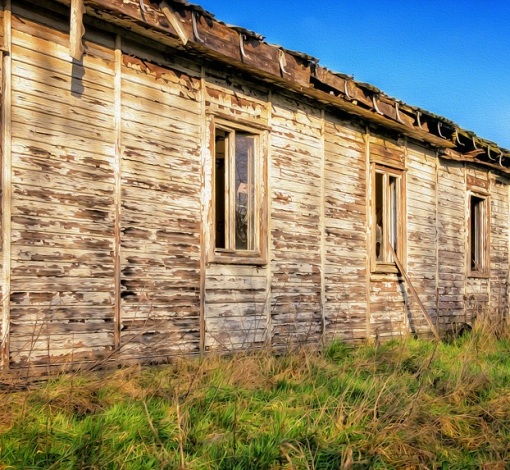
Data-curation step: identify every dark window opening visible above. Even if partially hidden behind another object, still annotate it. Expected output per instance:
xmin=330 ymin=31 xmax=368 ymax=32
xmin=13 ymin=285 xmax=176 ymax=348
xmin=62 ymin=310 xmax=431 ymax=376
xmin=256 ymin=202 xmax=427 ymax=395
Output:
xmin=214 ymin=130 xmax=226 ymax=249
xmin=373 ymin=167 xmax=403 ymax=268
xmin=469 ymin=195 xmax=488 ymax=274
xmin=214 ymin=126 xmax=258 ymax=253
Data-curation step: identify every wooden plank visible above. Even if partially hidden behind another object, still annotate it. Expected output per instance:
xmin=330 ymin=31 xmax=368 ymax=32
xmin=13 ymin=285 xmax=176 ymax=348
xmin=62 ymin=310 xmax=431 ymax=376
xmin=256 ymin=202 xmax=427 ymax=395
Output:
xmin=11 ymin=260 xmax=113 ymax=278
xmin=364 ymin=129 xmax=371 ymax=337
xmin=198 ymin=67 xmax=206 ymax=353
xmin=113 ymin=35 xmax=122 ymax=349
xmin=265 ymin=90 xmax=274 ymax=346
xmin=10 ymin=305 xmax=114 ymax=322
xmin=0 ymin=6 xmax=4 ymax=352
xmin=69 ymin=0 xmax=86 ymax=60
xmin=12 ymin=28 xmax=114 ymax=75
xmin=390 ymin=246 xmax=440 ymax=340
xmin=1 ymin=1 xmax=12 ymax=370
xmin=121 ymin=56 xmax=200 ymax=100
xmin=12 ymin=90 xmax=113 ymax=129
xmin=160 ymin=0 xmax=188 ymax=45
xmin=12 ymin=56 xmax=115 ymax=101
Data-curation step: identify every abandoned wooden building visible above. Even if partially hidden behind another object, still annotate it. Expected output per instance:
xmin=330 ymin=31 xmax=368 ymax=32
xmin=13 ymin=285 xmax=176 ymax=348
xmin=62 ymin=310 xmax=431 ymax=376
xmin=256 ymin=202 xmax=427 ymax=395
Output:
xmin=0 ymin=0 xmax=509 ymax=373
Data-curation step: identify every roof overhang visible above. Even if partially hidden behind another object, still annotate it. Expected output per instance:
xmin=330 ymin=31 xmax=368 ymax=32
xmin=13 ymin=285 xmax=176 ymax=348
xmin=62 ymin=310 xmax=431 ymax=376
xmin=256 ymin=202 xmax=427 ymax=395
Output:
xmin=46 ymin=0 xmax=510 ymax=173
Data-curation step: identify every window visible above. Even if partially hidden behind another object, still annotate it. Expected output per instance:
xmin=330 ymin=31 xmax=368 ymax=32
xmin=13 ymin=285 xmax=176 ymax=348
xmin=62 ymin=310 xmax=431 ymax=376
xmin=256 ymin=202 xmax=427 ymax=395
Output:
xmin=212 ymin=121 xmax=266 ymax=263
xmin=372 ymin=165 xmax=404 ymax=271
xmin=468 ymin=194 xmax=489 ymax=275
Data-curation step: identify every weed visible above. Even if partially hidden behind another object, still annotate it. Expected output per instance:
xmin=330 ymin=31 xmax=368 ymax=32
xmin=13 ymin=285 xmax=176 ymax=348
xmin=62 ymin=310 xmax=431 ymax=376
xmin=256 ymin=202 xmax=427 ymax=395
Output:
xmin=1 ymin=325 xmax=510 ymax=468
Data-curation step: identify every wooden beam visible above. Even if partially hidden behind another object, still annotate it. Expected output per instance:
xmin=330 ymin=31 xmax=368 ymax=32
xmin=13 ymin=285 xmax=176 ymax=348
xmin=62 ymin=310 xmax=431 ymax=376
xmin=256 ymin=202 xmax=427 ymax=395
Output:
xmin=389 ymin=246 xmax=440 ymax=341
xmin=435 ymin=152 xmax=440 ymax=333
xmin=264 ymin=90 xmax=273 ymax=348
xmin=364 ymin=128 xmax=372 ymax=339
xmin=199 ymin=66 xmax=206 ymax=354
xmin=319 ymin=109 xmax=326 ymax=339
xmin=160 ymin=0 xmax=188 ymax=45
xmin=70 ymin=0 xmax=86 ymax=60
xmin=113 ymin=34 xmax=122 ymax=350
xmin=1 ymin=0 xmax=12 ymax=370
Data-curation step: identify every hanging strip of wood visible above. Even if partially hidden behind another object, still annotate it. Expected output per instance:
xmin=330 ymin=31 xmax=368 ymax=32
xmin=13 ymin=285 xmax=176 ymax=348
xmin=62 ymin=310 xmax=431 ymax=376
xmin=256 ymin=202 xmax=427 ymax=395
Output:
xmin=70 ymin=0 xmax=86 ymax=60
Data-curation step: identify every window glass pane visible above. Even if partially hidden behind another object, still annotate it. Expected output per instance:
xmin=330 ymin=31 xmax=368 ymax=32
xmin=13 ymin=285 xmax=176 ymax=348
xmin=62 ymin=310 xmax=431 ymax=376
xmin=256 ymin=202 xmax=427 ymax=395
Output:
xmin=234 ymin=133 xmax=255 ymax=250
xmin=214 ymin=130 xmax=227 ymax=249
xmin=375 ymin=172 xmax=384 ymax=261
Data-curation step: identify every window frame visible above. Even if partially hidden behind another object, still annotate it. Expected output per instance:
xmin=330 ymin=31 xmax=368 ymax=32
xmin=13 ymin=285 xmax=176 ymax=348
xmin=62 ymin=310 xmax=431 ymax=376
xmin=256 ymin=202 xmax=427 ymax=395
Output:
xmin=209 ymin=118 xmax=267 ymax=265
xmin=371 ymin=163 xmax=406 ymax=273
xmin=467 ymin=191 xmax=490 ymax=277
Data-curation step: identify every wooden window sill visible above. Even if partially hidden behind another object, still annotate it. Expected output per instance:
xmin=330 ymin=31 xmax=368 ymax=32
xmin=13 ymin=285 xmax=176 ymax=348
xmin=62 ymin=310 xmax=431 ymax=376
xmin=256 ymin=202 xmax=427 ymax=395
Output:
xmin=371 ymin=262 xmax=400 ymax=275
xmin=468 ymin=271 xmax=490 ymax=279
xmin=210 ymin=251 xmax=267 ymax=266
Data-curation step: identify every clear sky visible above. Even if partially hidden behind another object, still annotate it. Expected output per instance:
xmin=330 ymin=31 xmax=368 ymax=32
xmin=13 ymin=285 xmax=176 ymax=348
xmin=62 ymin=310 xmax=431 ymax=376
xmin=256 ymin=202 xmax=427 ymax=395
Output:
xmin=197 ymin=0 xmax=510 ymax=150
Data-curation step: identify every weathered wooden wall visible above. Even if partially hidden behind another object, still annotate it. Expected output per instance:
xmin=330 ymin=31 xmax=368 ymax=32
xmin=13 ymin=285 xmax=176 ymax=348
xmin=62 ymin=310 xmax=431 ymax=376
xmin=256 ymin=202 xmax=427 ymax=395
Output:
xmin=2 ymin=1 xmax=510 ymax=372
xmin=270 ymin=94 xmax=323 ymax=347
xmin=406 ymin=144 xmax=439 ymax=334
xmin=118 ymin=38 xmax=202 ymax=361
xmin=10 ymin=3 xmax=117 ymax=369
xmin=367 ymin=133 xmax=408 ymax=340
xmin=464 ymin=166 xmax=490 ymax=322
xmin=203 ymin=70 xmax=270 ymax=351
xmin=489 ymin=173 xmax=510 ymax=322
xmin=323 ymin=117 xmax=368 ymax=342
xmin=8 ymin=1 xmax=206 ymax=369
xmin=437 ymin=160 xmax=467 ymax=327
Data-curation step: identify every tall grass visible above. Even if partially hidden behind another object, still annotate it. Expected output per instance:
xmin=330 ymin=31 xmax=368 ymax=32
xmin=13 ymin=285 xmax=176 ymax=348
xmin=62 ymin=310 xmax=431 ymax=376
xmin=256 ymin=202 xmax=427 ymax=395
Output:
xmin=1 ymin=326 xmax=510 ymax=469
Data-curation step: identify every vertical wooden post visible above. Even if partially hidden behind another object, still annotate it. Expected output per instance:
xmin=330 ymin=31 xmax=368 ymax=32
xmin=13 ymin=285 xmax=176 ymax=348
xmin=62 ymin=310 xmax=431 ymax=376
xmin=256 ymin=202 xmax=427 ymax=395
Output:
xmin=402 ymin=137 xmax=409 ymax=332
xmin=319 ymin=109 xmax=326 ymax=340
xmin=70 ymin=0 xmax=86 ymax=60
xmin=363 ymin=127 xmax=372 ymax=340
xmin=401 ymin=139 xmax=408 ymax=270
xmin=487 ymin=170 xmax=492 ymax=316
xmin=264 ymin=90 xmax=273 ymax=347
xmin=199 ymin=66 xmax=207 ymax=354
xmin=435 ymin=151 xmax=440 ymax=333
xmin=1 ymin=0 xmax=11 ymax=370
xmin=507 ymin=177 xmax=510 ymax=327
xmin=462 ymin=163 xmax=468 ymax=322
xmin=113 ymin=35 xmax=122 ymax=350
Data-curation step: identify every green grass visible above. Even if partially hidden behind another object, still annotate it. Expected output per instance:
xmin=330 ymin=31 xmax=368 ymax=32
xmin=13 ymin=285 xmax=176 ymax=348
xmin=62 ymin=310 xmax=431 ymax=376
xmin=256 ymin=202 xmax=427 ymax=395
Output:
xmin=1 ymin=328 xmax=510 ymax=469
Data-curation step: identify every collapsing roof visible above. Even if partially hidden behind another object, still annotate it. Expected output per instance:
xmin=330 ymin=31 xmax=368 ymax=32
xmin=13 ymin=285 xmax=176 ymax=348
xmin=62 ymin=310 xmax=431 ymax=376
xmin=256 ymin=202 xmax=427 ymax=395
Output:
xmin=66 ymin=0 xmax=509 ymax=172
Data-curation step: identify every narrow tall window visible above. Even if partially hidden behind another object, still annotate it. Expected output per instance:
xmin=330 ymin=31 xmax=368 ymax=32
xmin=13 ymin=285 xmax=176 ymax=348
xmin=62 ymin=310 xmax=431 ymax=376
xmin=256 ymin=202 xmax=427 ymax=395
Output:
xmin=469 ymin=194 xmax=489 ymax=275
xmin=213 ymin=122 xmax=264 ymax=262
xmin=373 ymin=166 xmax=404 ymax=269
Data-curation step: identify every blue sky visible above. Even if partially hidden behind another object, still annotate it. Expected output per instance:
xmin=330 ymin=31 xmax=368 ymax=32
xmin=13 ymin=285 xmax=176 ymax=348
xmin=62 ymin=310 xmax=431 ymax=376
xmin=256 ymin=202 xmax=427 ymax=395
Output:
xmin=197 ymin=0 xmax=510 ymax=149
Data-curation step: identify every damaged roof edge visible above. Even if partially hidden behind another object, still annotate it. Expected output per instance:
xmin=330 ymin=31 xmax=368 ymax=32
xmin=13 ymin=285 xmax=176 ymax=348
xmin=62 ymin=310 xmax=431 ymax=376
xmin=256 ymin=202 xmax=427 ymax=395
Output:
xmin=69 ymin=0 xmax=510 ymax=170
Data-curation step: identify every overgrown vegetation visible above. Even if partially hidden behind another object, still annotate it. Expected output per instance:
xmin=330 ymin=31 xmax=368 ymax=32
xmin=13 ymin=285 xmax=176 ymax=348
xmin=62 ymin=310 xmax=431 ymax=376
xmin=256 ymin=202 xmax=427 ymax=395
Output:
xmin=1 ymin=326 xmax=510 ymax=469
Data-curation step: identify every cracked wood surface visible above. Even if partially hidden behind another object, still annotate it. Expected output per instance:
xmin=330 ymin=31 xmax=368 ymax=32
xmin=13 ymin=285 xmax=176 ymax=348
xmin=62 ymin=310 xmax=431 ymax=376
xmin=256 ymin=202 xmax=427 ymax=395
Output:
xmin=2 ymin=1 xmax=510 ymax=374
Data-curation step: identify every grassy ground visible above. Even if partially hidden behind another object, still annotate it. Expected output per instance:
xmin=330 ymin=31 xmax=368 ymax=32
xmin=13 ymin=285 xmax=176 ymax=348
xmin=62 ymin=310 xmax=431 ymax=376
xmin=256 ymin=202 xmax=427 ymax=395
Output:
xmin=1 ymin=327 xmax=510 ymax=469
